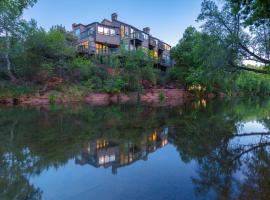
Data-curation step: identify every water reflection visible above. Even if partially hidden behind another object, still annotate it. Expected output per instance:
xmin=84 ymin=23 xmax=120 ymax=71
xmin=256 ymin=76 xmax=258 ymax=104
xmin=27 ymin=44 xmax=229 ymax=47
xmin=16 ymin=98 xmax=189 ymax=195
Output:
xmin=0 ymin=98 xmax=270 ymax=200
xmin=76 ymin=129 xmax=168 ymax=174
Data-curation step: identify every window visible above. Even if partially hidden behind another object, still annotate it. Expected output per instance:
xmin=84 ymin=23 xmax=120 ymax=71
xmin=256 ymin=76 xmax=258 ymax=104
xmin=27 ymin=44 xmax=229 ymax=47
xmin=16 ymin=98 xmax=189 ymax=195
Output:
xmin=75 ymin=29 xmax=80 ymax=37
xmin=121 ymin=25 xmax=125 ymax=38
xmin=98 ymin=26 xmax=116 ymax=36
xmin=98 ymin=26 xmax=103 ymax=34
xmin=104 ymin=27 xmax=110 ymax=35
xmin=88 ymin=27 xmax=95 ymax=35
xmin=96 ymin=43 xmax=108 ymax=54
xmin=77 ymin=41 xmax=89 ymax=50
xmin=110 ymin=29 xmax=116 ymax=36
xmin=124 ymin=26 xmax=129 ymax=36
xmin=164 ymin=44 xmax=171 ymax=51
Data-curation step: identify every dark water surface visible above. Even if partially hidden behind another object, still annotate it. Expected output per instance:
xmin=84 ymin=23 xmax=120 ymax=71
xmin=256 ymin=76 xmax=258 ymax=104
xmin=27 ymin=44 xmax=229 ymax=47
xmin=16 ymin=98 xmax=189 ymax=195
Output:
xmin=0 ymin=98 xmax=270 ymax=200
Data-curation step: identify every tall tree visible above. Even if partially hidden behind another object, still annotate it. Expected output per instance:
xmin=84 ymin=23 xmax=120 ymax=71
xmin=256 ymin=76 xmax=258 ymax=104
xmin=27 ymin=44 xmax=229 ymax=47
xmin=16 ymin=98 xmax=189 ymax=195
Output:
xmin=197 ymin=0 xmax=270 ymax=73
xmin=0 ymin=0 xmax=37 ymax=81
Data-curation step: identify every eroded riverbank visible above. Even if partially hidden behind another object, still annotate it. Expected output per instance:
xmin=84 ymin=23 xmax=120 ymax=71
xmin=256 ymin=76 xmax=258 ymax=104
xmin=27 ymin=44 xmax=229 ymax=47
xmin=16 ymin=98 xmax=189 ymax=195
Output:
xmin=0 ymin=89 xmax=194 ymax=106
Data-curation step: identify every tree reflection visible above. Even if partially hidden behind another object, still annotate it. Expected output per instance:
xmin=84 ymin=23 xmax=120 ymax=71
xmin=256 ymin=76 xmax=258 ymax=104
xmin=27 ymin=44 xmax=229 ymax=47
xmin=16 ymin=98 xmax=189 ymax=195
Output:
xmin=170 ymin=99 xmax=270 ymax=200
xmin=0 ymin=98 xmax=269 ymax=199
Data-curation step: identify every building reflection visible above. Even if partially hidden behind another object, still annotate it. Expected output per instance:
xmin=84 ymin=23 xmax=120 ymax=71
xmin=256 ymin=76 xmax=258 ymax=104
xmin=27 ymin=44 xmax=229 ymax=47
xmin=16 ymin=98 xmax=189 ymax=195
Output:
xmin=75 ymin=127 xmax=169 ymax=174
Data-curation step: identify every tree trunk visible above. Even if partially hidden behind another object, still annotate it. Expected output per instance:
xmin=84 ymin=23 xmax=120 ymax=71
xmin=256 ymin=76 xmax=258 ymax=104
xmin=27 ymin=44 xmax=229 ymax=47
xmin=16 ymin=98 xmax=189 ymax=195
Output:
xmin=5 ymin=31 xmax=16 ymax=82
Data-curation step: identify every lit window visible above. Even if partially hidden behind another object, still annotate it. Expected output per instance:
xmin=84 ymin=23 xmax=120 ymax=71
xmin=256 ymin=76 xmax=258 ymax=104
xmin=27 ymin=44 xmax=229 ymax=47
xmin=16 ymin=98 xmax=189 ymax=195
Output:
xmin=121 ymin=26 xmax=125 ymax=38
xmin=96 ymin=43 xmax=108 ymax=54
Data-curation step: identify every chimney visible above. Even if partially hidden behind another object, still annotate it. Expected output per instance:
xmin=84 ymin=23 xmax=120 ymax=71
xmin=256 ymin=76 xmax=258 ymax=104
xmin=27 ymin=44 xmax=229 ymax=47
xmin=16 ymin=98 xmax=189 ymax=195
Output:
xmin=72 ymin=23 xmax=77 ymax=28
xmin=143 ymin=27 xmax=150 ymax=34
xmin=111 ymin=13 xmax=118 ymax=21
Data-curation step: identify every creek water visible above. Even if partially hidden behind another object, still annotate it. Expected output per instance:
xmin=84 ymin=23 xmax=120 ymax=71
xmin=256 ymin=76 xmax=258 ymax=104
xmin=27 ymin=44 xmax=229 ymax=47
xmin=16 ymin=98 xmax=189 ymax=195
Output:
xmin=0 ymin=98 xmax=269 ymax=200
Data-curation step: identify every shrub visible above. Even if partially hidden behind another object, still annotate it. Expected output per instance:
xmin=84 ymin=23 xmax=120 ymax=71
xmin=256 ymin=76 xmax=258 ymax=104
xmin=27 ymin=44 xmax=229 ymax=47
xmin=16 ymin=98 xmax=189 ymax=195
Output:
xmin=159 ymin=91 xmax=166 ymax=102
xmin=48 ymin=94 xmax=56 ymax=105
xmin=235 ymin=72 xmax=270 ymax=95
xmin=104 ymin=78 xmax=125 ymax=94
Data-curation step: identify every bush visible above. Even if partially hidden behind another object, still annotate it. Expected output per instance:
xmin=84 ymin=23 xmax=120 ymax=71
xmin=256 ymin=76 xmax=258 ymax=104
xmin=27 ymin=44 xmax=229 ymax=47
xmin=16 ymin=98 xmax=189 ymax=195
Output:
xmin=0 ymin=81 xmax=38 ymax=98
xmin=104 ymin=78 xmax=125 ymax=94
xmin=69 ymin=57 xmax=93 ymax=80
xmin=159 ymin=91 xmax=166 ymax=102
xmin=235 ymin=72 xmax=270 ymax=95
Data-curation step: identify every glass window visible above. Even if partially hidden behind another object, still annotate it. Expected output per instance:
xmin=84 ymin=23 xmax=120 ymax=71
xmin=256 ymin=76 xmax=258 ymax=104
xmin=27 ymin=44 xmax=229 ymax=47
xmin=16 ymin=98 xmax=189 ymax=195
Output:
xmin=110 ymin=29 xmax=116 ymax=36
xmin=125 ymin=26 xmax=129 ymax=36
xmin=121 ymin=26 xmax=125 ymax=38
xmin=75 ymin=29 xmax=80 ymax=37
xmin=98 ymin=26 xmax=103 ymax=34
xmin=104 ymin=27 xmax=109 ymax=35
xmin=96 ymin=43 xmax=108 ymax=54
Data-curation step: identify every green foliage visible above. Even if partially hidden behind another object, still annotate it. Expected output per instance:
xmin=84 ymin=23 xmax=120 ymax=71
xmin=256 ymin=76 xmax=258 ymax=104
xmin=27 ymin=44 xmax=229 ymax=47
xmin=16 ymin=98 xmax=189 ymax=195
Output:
xmin=48 ymin=94 xmax=56 ymax=105
xmin=0 ymin=81 xmax=38 ymax=97
xmin=159 ymin=91 xmax=166 ymax=102
xmin=119 ymin=48 xmax=156 ymax=92
xmin=69 ymin=57 xmax=93 ymax=80
xmin=104 ymin=78 xmax=125 ymax=94
xmin=171 ymin=26 xmax=230 ymax=93
xmin=235 ymin=72 xmax=270 ymax=95
xmin=228 ymin=0 xmax=270 ymax=26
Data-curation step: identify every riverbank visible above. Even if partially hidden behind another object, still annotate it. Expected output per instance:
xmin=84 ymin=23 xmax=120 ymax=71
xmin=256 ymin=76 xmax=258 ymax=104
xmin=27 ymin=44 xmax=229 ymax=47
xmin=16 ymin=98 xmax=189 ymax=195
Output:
xmin=0 ymin=89 xmax=193 ymax=107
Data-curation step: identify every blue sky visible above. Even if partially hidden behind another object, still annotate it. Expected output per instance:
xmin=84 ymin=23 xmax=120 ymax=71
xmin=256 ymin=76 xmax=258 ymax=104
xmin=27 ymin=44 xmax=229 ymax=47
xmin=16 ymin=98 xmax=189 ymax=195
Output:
xmin=23 ymin=0 xmax=202 ymax=46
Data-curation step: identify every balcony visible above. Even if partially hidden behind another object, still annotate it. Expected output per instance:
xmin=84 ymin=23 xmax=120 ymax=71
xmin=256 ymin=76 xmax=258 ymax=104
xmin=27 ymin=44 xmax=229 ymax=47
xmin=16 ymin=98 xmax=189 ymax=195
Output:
xmin=96 ymin=48 xmax=119 ymax=55
xmin=80 ymin=30 xmax=95 ymax=40
xmin=149 ymin=38 xmax=157 ymax=47
xmin=158 ymin=42 xmax=165 ymax=51
xmin=130 ymin=32 xmax=144 ymax=42
xmin=77 ymin=46 xmax=95 ymax=54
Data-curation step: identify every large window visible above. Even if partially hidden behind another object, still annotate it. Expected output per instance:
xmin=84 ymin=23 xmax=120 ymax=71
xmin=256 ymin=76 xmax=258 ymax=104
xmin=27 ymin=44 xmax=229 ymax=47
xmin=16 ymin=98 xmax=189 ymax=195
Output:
xmin=96 ymin=43 xmax=108 ymax=54
xmin=77 ymin=41 xmax=89 ymax=50
xmin=87 ymin=27 xmax=95 ymax=35
xmin=97 ymin=26 xmax=116 ymax=36
xmin=121 ymin=25 xmax=130 ymax=38
xmin=121 ymin=26 xmax=125 ymax=38
xmin=125 ymin=26 xmax=129 ymax=36
xmin=75 ymin=29 xmax=80 ymax=37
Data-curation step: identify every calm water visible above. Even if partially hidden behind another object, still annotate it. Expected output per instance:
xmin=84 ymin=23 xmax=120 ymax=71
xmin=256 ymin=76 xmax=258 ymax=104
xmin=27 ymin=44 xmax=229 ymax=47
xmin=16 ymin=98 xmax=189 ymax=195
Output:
xmin=0 ymin=98 xmax=270 ymax=200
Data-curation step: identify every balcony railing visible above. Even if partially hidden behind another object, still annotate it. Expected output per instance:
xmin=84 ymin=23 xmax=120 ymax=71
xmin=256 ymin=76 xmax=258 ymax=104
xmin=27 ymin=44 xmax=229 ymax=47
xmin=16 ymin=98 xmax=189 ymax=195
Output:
xmin=80 ymin=30 xmax=95 ymax=40
xmin=149 ymin=39 xmax=157 ymax=47
xmin=158 ymin=42 xmax=165 ymax=50
xmin=77 ymin=46 xmax=94 ymax=54
xmin=78 ymin=46 xmax=119 ymax=55
xmin=96 ymin=48 xmax=119 ymax=55
xmin=130 ymin=32 xmax=144 ymax=41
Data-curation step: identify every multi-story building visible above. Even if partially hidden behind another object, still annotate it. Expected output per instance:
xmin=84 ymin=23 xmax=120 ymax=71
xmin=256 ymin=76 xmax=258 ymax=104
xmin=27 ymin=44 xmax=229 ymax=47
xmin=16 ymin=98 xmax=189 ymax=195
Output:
xmin=72 ymin=13 xmax=172 ymax=68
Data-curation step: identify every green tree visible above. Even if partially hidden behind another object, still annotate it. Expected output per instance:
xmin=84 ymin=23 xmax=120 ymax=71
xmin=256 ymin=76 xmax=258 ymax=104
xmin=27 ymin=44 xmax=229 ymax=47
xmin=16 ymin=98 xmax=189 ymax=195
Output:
xmin=0 ymin=0 xmax=37 ymax=81
xmin=171 ymin=26 xmax=231 ymax=92
xmin=197 ymin=0 xmax=270 ymax=73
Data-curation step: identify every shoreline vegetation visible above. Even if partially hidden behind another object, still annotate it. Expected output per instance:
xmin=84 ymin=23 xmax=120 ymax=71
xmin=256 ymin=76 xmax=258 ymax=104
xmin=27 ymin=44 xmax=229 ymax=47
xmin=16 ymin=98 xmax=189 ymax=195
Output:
xmin=1 ymin=0 xmax=270 ymax=106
